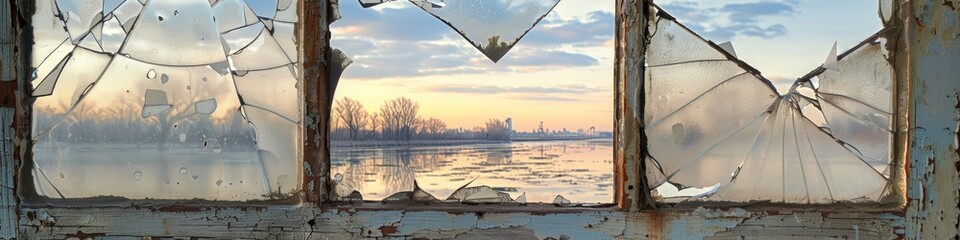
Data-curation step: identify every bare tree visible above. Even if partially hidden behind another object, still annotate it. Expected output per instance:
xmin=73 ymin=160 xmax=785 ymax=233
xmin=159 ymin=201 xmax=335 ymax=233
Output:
xmin=379 ymin=97 xmax=420 ymax=140
xmin=365 ymin=112 xmax=380 ymax=140
xmin=421 ymin=117 xmax=447 ymax=139
xmin=333 ymin=97 xmax=370 ymax=140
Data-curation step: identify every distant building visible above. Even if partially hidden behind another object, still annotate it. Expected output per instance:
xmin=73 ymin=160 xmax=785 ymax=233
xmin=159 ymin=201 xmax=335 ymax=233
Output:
xmin=505 ymin=117 xmax=513 ymax=134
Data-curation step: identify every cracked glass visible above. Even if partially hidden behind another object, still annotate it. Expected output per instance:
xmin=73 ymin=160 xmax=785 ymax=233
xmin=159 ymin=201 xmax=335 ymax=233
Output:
xmin=358 ymin=0 xmax=559 ymax=63
xmin=646 ymin=6 xmax=894 ymax=204
xmin=30 ymin=0 xmax=302 ymax=201
xmin=329 ymin=1 xmax=613 ymax=205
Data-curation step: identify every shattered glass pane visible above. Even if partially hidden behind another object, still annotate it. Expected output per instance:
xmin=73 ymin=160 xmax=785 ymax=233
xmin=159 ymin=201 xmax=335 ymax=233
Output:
xmin=408 ymin=0 xmax=560 ymax=62
xmin=331 ymin=1 xmax=613 ymax=204
xmin=646 ymin=7 xmax=892 ymax=204
xmin=30 ymin=0 xmax=302 ymax=201
xmin=815 ymin=40 xmax=894 ymax=174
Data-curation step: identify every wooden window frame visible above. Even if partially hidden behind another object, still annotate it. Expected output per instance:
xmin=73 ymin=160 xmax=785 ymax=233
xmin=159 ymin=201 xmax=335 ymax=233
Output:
xmin=4 ymin=0 xmax=633 ymax=210
xmin=0 ymin=0 xmax=916 ymax=237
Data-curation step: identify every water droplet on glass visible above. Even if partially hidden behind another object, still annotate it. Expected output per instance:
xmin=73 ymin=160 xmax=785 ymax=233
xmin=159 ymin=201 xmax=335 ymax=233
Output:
xmin=179 ymin=133 xmax=187 ymax=142
xmin=59 ymin=173 xmax=65 ymax=179
xmin=133 ymin=171 xmax=142 ymax=181
xmin=147 ymin=69 xmax=157 ymax=79
xmin=179 ymin=167 xmax=188 ymax=175
xmin=192 ymin=175 xmax=199 ymax=181
xmin=216 ymin=179 xmax=224 ymax=186
xmin=202 ymin=77 xmax=208 ymax=82
xmin=160 ymin=74 xmax=169 ymax=84
xmin=335 ymin=173 xmax=343 ymax=182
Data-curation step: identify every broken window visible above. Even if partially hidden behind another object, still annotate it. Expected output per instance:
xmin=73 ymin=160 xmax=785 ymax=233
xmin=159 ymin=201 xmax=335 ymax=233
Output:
xmin=645 ymin=5 xmax=895 ymax=204
xmin=327 ymin=1 xmax=614 ymax=205
xmin=29 ymin=0 xmax=302 ymax=201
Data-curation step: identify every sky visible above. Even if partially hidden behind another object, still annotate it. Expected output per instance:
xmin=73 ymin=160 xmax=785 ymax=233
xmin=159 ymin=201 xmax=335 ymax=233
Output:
xmin=330 ymin=0 xmax=884 ymax=132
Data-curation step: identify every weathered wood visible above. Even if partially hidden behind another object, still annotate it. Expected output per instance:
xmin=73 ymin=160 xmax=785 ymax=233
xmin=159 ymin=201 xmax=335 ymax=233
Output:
xmin=16 ymin=206 xmax=901 ymax=239
xmin=0 ymin=0 xmax=16 ymax=237
xmin=904 ymin=0 xmax=960 ymax=239
xmin=3 ymin=0 xmax=958 ymax=239
xmin=1 ymin=108 xmax=15 ymax=240
xmin=0 ymin=0 xmax=13 ymax=83
xmin=615 ymin=0 xmax=652 ymax=211
xmin=301 ymin=0 xmax=331 ymax=205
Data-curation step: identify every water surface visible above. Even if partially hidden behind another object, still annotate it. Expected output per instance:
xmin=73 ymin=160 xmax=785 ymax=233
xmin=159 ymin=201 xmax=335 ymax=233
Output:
xmin=331 ymin=139 xmax=614 ymax=203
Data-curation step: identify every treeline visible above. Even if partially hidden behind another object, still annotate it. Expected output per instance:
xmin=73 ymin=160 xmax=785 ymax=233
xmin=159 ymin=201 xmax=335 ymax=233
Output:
xmin=331 ymin=97 xmax=511 ymax=141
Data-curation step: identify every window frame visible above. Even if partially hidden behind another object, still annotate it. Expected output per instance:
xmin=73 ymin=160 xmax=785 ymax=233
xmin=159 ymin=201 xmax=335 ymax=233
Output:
xmin=1 ymin=0 xmax=911 ymax=235
xmin=635 ymin=0 xmax=910 ymax=210
xmin=6 ymin=0 xmax=632 ymax=212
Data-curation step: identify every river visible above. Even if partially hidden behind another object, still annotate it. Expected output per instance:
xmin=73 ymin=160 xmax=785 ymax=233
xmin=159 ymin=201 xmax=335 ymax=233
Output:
xmin=331 ymin=139 xmax=614 ymax=203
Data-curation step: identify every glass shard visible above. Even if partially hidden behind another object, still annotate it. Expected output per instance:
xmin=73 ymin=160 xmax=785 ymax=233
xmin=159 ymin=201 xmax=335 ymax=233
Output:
xmin=358 ymin=0 xmax=396 ymax=8
xmin=822 ymin=42 xmax=840 ymax=72
xmin=103 ymin=0 xmax=124 ymax=14
xmin=141 ymin=89 xmax=173 ymax=118
xmin=648 ymin=18 xmax=728 ymax=66
xmin=227 ymin=27 xmax=294 ymax=71
xmin=31 ymin=40 xmax=74 ymax=88
xmin=645 ymin=8 xmax=891 ymax=204
xmin=100 ymin=17 xmax=125 ymax=53
xmin=121 ymin=0 xmax=226 ymax=65
xmin=55 ymin=0 xmax=103 ymax=44
xmin=233 ymin=65 xmax=300 ymax=122
xmin=407 ymin=0 xmax=560 ymax=62
xmin=32 ymin=0 xmax=71 ymax=69
xmin=221 ymin=24 xmax=264 ymax=55
xmin=813 ymin=39 xmax=894 ymax=173
xmin=32 ymin=52 xmax=72 ymax=97
xmin=273 ymin=0 xmax=298 ymax=22
xmin=212 ymin=0 xmax=261 ymax=32
xmin=273 ymin=22 xmax=298 ymax=61
xmin=328 ymin=48 xmax=353 ymax=101
xmin=717 ymin=41 xmax=737 ymax=58
xmin=30 ymin=0 xmax=302 ymax=200
xmin=32 ymin=48 xmax=112 ymax=137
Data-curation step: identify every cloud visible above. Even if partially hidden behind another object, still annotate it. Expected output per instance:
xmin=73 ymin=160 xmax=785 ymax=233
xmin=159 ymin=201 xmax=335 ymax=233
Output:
xmin=334 ymin=37 xmax=600 ymax=79
xmin=330 ymin=1 xmax=609 ymax=79
xmin=333 ymin=1 xmax=452 ymax=41
xmin=498 ymin=49 xmax=599 ymax=67
xmin=423 ymin=84 xmax=602 ymax=95
xmin=510 ymin=95 xmax=580 ymax=102
xmin=659 ymin=1 xmax=797 ymax=41
xmin=523 ymin=11 xmax=615 ymax=46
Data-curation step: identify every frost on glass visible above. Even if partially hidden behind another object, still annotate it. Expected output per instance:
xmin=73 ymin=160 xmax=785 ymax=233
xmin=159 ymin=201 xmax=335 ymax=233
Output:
xmin=358 ymin=0 xmax=559 ymax=63
xmin=30 ymin=0 xmax=302 ymax=201
xmin=646 ymin=8 xmax=893 ymax=204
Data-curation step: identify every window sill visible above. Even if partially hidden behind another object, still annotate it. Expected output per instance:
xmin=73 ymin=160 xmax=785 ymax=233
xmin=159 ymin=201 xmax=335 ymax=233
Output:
xmin=323 ymin=201 xmax=620 ymax=214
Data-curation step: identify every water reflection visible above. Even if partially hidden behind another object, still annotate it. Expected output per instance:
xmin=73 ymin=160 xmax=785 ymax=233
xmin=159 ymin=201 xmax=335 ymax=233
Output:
xmin=331 ymin=139 xmax=614 ymax=203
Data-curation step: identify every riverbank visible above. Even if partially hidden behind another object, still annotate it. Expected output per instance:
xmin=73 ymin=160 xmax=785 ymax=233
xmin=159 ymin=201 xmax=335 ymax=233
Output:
xmin=331 ymin=138 xmax=612 ymax=148
xmin=331 ymin=139 xmax=509 ymax=148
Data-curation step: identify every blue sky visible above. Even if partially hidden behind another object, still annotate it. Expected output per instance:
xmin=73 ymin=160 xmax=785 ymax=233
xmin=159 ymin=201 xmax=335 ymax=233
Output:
xmin=330 ymin=0 xmax=885 ymax=131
